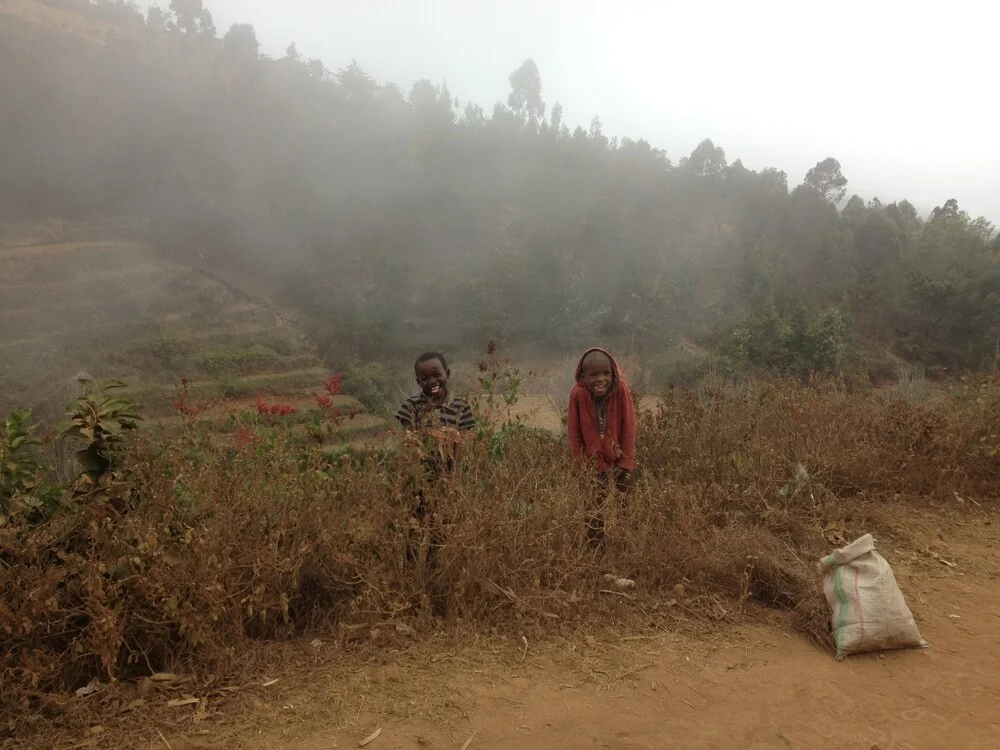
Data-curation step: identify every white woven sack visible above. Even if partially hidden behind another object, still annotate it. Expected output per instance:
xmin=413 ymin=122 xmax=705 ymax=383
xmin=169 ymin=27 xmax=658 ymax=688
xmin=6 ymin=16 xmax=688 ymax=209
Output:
xmin=818 ymin=533 xmax=927 ymax=659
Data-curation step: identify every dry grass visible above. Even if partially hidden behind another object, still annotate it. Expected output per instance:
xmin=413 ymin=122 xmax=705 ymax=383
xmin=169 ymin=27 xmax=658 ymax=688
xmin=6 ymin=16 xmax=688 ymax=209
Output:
xmin=645 ymin=373 xmax=1000 ymax=497
xmin=2 ymin=372 xmax=1000 ymax=739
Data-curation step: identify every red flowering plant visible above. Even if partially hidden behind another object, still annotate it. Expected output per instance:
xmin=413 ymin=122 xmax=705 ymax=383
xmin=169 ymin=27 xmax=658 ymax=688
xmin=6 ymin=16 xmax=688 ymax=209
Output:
xmin=224 ymin=395 xmax=299 ymax=453
xmin=172 ymin=378 xmax=214 ymax=422
xmin=307 ymin=373 xmax=363 ymax=444
xmin=254 ymin=396 xmax=298 ymax=417
xmin=233 ymin=424 xmax=260 ymax=452
xmin=324 ymin=374 xmax=343 ymax=396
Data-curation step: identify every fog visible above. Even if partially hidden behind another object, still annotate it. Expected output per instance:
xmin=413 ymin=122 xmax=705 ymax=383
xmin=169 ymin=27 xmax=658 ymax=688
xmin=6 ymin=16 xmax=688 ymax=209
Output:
xmin=186 ymin=0 xmax=1000 ymax=222
xmin=1 ymin=0 xmax=999 ymax=411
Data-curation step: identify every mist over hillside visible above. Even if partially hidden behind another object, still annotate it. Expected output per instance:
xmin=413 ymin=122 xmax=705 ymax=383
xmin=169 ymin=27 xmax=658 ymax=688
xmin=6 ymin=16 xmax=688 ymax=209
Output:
xmin=1 ymin=0 xmax=998 ymax=402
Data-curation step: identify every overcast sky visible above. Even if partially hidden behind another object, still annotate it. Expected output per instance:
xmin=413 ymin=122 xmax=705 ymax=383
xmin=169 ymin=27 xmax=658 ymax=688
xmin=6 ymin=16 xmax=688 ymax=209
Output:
xmin=169 ymin=0 xmax=998 ymax=223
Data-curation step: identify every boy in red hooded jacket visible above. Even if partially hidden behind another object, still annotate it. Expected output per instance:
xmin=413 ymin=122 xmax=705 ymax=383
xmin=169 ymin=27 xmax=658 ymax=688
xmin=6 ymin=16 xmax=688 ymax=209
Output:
xmin=567 ymin=347 xmax=638 ymax=544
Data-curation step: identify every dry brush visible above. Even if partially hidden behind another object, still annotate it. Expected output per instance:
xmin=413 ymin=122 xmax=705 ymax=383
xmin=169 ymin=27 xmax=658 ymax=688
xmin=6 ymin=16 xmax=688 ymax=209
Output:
xmin=2 ymin=373 xmax=1000 ymax=725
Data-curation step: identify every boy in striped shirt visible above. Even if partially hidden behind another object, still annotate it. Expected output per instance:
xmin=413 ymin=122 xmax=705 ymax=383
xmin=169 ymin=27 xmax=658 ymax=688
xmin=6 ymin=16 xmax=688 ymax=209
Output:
xmin=395 ymin=351 xmax=475 ymax=581
xmin=395 ymin=351 xmax=476 ymax=434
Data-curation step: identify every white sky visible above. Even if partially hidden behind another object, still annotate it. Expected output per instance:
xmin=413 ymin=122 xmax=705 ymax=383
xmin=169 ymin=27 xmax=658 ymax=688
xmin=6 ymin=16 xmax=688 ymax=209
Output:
xmin=162 ymin=0 xmax=999 ymax=223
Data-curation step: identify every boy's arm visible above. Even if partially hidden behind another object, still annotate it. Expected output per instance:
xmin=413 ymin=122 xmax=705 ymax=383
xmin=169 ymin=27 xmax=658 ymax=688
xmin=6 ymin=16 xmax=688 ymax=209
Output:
xmin=395 ymin=400 xmax=415 ymax=430
xmin=566 ymin=389 xmax=584 ymax=459
xmin=458 ymin=400 xmax=476 ymax=431
xmin=616 ymin=383 xmax=638 ymax=471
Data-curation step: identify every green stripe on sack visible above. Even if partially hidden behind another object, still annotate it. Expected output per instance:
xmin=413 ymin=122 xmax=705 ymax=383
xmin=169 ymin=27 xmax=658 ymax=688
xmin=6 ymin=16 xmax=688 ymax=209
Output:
xmin=834 ymin=564 xmax=848 ymax=657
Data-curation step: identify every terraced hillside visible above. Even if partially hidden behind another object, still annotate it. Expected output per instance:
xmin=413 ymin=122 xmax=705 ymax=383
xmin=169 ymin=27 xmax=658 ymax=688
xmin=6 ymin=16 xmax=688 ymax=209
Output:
xmin=0 ymin=232 xmax=389 ymax=444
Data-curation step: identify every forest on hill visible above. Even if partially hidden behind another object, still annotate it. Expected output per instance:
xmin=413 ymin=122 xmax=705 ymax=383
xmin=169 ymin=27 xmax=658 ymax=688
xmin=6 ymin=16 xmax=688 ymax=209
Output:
xmin=2 ymin=0 xmax=998 ymax=382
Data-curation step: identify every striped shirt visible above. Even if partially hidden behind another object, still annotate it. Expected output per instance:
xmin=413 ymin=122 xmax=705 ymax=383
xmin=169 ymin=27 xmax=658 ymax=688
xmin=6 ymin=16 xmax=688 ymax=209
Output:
xmin=395 ymin=392 xmax=476 ymax=432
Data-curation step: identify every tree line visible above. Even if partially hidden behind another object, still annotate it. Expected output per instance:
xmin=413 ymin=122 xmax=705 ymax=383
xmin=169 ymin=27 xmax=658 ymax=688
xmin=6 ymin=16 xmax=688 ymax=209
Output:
xmin=1 ymin=0 xmax=998 ymax=380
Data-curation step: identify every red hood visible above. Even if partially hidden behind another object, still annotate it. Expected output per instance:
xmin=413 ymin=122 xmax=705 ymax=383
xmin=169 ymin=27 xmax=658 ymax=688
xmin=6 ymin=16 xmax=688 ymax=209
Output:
xmin=574 ymin=347 xmax=623 ymax=390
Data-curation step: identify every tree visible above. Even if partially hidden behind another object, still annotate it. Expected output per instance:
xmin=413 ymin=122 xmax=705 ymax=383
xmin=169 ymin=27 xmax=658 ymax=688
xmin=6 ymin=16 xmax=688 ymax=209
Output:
xmin=407 ymin=79 xmax=454 ymax=130
xmin=222 ymin=24 xmax=259 ymax=63
xmin=169 ymin=0 xmax=214 ymax=36
xmin=804 ymin=157 xmax=848 ymax=203
xmin=898 ymin=211 xmax=1000 ymax=367
xmin=438 ymin=82 xmax=456 ymax=122
xmin=727 ymin=158 xmax=748 ymax=178
xmin=306 ymin=59 xmax=328 ymax=81
xmin=335 ymin=60 xmax=376 ymax=99
xmin=146 ymin=4 xmax=170 ymax=32
xmin=760 ymin=167 xmax=788 ymax=194
xmin=684 ymin=138 xmax=727 ymax=178
xmin=619 ymin=137 xmax=667 ymax=167
xmin=409 ymin=79 xmax=435 ymax=107
xmin=931 ymin=198 xmax=959 ymax=222
xmin=841 ymin=194 xmax=867 ymax=223
xmin=854 ymin=210 xmax=904 ymax=278
xmin=970 ymin=216 xmax=997 ymax=245
xmin=507 ymin=59 xmax=545 ymax=128
xmin=285 ymin=43 xmax=300 ymax=62
xmin=588 ymin=116 xmax=608 ymax=149
xmin=462 ymin=102 xmax=486 ymax=128
xmin=549 ymin=101 xmax=563 ymax=136
xmin=886 ymin=200 xmax=921 ymax=234
xmin=409 ymin=79 xmax=437 ymax=110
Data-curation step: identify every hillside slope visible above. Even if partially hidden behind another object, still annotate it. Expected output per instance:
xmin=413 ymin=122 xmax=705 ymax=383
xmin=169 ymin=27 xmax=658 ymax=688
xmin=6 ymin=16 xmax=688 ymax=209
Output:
xmin=0 ymin=0 xmax=127 ymax=45
xmin=0 ymin=228 xmax=388 ymax=442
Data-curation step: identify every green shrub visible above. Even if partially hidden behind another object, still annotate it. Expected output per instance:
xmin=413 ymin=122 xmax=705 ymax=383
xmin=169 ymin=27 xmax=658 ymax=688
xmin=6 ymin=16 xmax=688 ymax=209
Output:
xmin=198 ymin=344 xmax=281 ymax=375
xmin=58 ymin=378 xmax=141 ymax=496
xmin=488 ymin=420 xmax=559 ymax=460
xmin=646 ymin=349 xmax=715 ymax=389
xmin=1 ymin=410 xmax=45 ymax=511
xmin=718 ymin=303 xmax=849 ymax=378
xmin=342 ymin=359 xmax=396 ymax=416
xmin=217 ymin=375 xmax=254 ymax=398
xmin=1 ymin=410 xmax=65 ymax=522
xmin=147 ymin=334 xmax=192 ymax=372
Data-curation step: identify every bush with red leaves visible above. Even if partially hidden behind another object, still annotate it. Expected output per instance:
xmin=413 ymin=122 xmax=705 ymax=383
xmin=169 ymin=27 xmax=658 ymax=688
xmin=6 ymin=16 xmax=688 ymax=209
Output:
xmin=255 ymin=396 xmax=297 ymax=417
xmin=172 ymin=378 xmax=212 ymax=418
xmin=324 ymin=374 xmax=343 ymax=396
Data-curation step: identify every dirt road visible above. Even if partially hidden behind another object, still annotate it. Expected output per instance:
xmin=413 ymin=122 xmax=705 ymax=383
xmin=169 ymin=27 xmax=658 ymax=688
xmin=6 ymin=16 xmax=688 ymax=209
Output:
xmin=188 ymin=518 xmax=999 ymax=750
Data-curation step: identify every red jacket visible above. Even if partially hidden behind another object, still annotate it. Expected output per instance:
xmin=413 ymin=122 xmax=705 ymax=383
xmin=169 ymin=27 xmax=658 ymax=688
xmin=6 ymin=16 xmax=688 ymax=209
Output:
xmin=567 ymin=348 xmax=638 ymax=472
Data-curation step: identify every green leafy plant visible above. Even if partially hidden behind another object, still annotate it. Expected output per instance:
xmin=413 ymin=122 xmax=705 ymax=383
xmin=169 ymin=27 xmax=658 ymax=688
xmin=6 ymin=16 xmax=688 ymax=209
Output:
xmin=476 ymin=340 xmax=527 ymax=429
xmin=0 ymin=409 xmax=63 ymax=521
xmin=718 ymin=304 xmax=849 ymax=378
xmin=342 ymin=359 xmax=395 ymax=416
xmin=1 ymin=409 xmax=44 ymax=511
xmin=59 ymin=378 xmax=142 ymax=496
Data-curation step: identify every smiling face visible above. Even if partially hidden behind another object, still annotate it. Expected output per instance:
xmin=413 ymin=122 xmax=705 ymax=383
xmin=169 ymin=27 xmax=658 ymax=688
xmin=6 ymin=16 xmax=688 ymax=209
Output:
xmin=580 ymin=352 xmax=614 ymax=398
xmin=416 ymin=357 xmax=450 ymax=403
